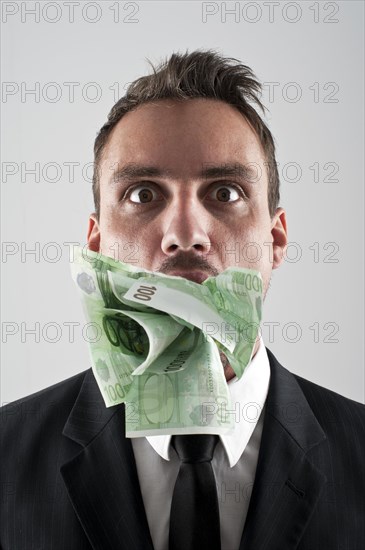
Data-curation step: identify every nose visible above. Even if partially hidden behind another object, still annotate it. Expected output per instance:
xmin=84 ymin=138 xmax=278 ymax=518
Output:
xmin=161 ymin=199 xmax=211 ymax=256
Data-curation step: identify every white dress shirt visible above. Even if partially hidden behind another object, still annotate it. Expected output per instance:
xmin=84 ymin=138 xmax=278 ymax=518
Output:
xmin=131 ymin=336 xmax=270 ymax=550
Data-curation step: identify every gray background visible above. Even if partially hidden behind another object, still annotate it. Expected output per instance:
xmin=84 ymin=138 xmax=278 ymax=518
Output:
xmin=1 ymin=0 xmax=364 ymax=404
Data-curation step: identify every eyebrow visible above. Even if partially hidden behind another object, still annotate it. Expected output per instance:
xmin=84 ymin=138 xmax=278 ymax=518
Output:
xmin=108 ymin=161 xmax=260 ymax=185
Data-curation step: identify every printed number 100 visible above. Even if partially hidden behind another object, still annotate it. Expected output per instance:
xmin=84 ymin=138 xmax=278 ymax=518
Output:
xmin=133 ymin=285 xmax=157 ymax=302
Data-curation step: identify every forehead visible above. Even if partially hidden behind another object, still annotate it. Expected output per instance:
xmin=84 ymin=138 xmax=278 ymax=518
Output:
xmin=101 ymin=98 xmax=266 ymax=183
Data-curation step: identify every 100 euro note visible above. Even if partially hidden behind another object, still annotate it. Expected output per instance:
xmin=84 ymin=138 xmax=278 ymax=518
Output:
xmin=122 ymin=267 xmax=263 ymax=377
xmin=125 ymin=331 xmax=234 ymax=436
xmin=71 ymin=246 xmax=263 ymax=436
xmin=71 ymin=248 xmax=187 ymax=406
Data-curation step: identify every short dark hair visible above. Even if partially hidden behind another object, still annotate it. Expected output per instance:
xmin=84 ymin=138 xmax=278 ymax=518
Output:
xmin=92 ymin=48 xmax=280 ymax=218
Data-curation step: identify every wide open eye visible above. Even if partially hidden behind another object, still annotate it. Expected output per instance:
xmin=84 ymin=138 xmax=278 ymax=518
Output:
xmin=128 ymin=185 xmax=160 ymax=203
xmin=210 ymin=184 xmax=242 ymax=202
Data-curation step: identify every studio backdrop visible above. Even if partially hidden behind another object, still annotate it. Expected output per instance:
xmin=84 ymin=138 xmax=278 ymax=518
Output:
xmin=1 ymin=0 xmax=364 ymax=404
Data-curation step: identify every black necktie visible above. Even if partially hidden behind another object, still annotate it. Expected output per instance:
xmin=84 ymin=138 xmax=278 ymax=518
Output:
xmin=169 ymin=434 xmax=221 ymax=550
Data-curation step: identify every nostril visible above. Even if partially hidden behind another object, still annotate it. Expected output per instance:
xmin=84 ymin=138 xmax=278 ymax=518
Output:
xmin=194 ymin=242 xmax=211 ymax=252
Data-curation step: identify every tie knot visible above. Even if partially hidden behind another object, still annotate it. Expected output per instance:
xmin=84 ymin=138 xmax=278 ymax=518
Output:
xmin=172 ymin=434 xmax=219 ymax=463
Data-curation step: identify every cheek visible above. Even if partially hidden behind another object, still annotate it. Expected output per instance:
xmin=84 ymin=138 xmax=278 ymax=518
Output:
xmin=245 ymin=227 xmax=272 ymax=263
xmin=99 ymin=211 xmax=160 ymax=266
xmin=216 ymin=222 xmax=272 ymax=269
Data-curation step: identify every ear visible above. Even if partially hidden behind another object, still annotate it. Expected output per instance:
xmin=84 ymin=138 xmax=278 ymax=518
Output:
xmin=87 ymin=213 xmax=100 ymax=252
xmin=271 ymin=207 xmax=288 ymax=269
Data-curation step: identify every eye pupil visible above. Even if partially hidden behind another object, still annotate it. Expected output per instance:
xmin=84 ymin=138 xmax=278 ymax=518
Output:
xmin=139 ymin=189 xmax=153 ymax=202
xmin=217 ymin=187 xmax=231 ymax=202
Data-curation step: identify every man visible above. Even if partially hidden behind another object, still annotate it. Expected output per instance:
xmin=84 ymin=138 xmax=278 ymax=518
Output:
xmin=1 ymin=49 xmax=364 ymax=549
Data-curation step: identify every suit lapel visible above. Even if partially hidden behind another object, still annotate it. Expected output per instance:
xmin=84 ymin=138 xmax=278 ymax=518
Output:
xmin=60 ymin=350 xmax=329 ymax=549
xmin=240 ymin=348 xmax=328 ymax=550
xmin=60 ymin=370 xmax=154 ymax=550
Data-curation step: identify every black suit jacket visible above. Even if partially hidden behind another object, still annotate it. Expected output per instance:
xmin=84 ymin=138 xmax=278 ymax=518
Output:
xmin=1 ymin=348 xmax=364 ymax=549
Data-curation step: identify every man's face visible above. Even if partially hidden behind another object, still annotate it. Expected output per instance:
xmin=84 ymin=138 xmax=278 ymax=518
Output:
xmin=88 ymin=98 xmax=287 ymax=298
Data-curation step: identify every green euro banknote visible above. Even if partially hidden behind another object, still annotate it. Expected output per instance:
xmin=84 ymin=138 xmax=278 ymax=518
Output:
xmin=122 ymin=270 xmax=263 ymax=377
xmin=71 ymin=246 xmax=263 ymax=436
xmin=125 ymin=331 xmax=234 ymax=437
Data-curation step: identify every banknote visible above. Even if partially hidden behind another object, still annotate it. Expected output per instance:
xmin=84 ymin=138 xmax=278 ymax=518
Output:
xmin=71 ymin=246 xmax=262 ymax=435
xmin=125 ymin=332 xmax=235 ymax=436
xmin=123 ymin=270 xmax=262 ymax=377
xmin=104 ymin=307 xmax=185 ymax=372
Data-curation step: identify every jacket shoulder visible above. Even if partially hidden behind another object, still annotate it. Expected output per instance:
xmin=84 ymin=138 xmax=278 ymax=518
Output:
xmin=294 ymin=371 xmax=365 ymax=432
xmin=1 ymin=369 xmax=90 ymax=437
xmin=266 ymin=347 xmax=365 ymax=438
xmin=294 ymin=371 xmax=365 ymax=415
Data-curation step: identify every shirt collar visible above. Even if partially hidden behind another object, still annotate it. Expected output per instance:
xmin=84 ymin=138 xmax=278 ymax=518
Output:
xmin=145 ymin=336 xmax=270 ymax=468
